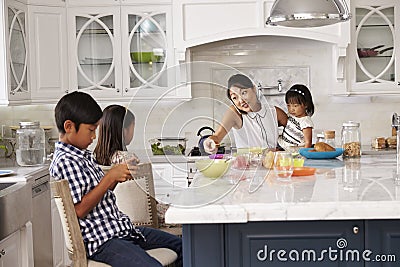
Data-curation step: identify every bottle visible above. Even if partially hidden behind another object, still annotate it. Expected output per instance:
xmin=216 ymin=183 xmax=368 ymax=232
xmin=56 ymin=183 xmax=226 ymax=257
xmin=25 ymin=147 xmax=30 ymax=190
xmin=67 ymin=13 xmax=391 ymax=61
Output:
xmin=16 ymin=121 xmax=46 ymax=166
xmin=341 ymin=121 xmax=361 ymax=158
xmin=324 ymin=130 xmax=336 ymax=148
xmin=316 ymin=133 xmax=325 ymax=143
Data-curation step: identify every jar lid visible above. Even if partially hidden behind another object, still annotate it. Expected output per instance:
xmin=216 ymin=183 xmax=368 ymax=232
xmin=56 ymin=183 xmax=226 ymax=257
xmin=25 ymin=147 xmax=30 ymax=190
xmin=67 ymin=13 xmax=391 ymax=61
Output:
xmin=324 ymin=130 xmax=335 ymax=139
xmin=342 ymin=121 xmax=360 ymax=127
xmin=19 ymin=121 xmax=40 ymax=128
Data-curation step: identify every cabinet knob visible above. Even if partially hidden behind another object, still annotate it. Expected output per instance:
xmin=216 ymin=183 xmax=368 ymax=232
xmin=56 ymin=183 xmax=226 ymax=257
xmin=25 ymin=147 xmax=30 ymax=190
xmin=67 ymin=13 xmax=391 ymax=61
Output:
xmin=116 ymin=88 xmax=120 ymax=93
xmin=398 ymin=82 xmax=400 ymax=86
xmin=65 ymin=90 xmax=69 ymax=94
xmin=353 ymin=226 xmax=359 ymax=234
xmin=10 ymin=91 xmax=15 ymax=95
xmin=125 ymin=88 xmax=128 ymax=93
xmin=0 ymin=249 xmax=5 ymax=255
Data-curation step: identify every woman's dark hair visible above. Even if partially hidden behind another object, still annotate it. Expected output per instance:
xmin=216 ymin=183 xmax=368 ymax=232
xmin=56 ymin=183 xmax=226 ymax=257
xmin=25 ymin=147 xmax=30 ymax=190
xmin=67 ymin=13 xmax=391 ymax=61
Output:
xmin=94 ymin=105 xmax=135 ymax=166
xmin=285 ymin=84 xmax=315 ymax=116
xmin=55 ymin=91 xmax=103 ymax=134
xmin=226 ymin=74 xmax=255 ymax=114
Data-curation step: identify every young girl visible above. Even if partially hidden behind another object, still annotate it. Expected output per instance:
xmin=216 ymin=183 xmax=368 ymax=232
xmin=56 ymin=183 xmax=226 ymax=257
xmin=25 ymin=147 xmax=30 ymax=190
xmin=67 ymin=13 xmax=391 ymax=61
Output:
xmin=278 ymin=84 xmax=315 ymax=149
xmin=94 ymin=104 xmax=137 ymax=165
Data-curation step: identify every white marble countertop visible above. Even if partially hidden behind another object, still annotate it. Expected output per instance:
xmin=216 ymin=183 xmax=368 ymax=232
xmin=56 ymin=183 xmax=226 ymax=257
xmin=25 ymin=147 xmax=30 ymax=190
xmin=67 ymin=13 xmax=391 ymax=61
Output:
xmin=165 ymin=154 xmax=400 ymax=224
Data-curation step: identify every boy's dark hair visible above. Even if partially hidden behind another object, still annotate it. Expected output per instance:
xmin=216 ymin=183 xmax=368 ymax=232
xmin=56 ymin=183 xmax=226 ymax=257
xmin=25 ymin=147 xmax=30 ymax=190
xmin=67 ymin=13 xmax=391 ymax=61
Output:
xmin=55 ymin=91 xmax=103 ymax=134
xmin=285 ymin=84 xmax=315 ymax=116
xmin=94 ymin=105 xmax=135 ymax=166
xmin=226 ymin=74 xmax=255 ymax=114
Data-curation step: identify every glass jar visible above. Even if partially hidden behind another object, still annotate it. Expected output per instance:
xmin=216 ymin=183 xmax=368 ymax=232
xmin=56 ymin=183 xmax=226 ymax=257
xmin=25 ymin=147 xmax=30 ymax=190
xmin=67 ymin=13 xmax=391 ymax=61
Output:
xmin=341 ymin=121 xmax=361 ymax=158
xmin=324 ymin=130 xmax=336 ymax=148
xmin=16 ymin=121 xmax=46 ymax=166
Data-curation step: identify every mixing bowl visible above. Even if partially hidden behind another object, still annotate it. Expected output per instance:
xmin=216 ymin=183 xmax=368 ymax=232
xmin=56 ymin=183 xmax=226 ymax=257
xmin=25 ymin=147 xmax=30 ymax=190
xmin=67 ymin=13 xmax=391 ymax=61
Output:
xmin=195 ymin=159 xmax=230 ymax=178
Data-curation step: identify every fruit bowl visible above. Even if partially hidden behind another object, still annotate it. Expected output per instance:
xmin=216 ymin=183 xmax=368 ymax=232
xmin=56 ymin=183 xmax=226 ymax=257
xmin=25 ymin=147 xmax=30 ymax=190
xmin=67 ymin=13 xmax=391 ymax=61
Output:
xmin=195 ymin=159 xmax=230 ymax=178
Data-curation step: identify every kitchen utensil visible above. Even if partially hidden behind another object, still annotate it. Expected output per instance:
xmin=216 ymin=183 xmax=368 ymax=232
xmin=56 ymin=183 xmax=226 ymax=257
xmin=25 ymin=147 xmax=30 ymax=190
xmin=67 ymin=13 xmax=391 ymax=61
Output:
xmin=299 ymin=148 xmax=344 ymax=159
xmin=197 ymin=126 xmax=215 ymax=155
xmin=195 ymin=159 xmax=231 ymax=178
xmin=357 ymin=45 xmax=393 ymax=58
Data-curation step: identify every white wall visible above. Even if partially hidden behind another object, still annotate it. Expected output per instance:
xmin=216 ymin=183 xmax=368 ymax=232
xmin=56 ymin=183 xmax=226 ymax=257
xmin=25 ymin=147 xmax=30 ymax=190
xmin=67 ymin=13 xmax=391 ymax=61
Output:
xmin=0 ymin=36 xmax=398 ymax=153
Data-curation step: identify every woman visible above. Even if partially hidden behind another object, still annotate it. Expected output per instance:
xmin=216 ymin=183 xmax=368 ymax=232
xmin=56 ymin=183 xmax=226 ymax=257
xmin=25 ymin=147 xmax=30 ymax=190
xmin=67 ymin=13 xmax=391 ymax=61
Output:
xmin=204 ymin=74 xmax=287 ymax=153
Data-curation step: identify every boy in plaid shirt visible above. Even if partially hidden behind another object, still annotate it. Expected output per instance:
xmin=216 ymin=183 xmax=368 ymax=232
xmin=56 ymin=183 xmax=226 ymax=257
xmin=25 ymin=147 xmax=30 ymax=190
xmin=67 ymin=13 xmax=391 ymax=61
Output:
xmin=50 ymin=92 xmax=182 ymax=267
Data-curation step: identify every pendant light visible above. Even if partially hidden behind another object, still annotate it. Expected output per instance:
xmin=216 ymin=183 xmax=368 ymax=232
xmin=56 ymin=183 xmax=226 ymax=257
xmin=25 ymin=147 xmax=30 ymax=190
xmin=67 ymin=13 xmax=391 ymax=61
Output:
xmin=266 ymin=0 xmax=351 ymax=28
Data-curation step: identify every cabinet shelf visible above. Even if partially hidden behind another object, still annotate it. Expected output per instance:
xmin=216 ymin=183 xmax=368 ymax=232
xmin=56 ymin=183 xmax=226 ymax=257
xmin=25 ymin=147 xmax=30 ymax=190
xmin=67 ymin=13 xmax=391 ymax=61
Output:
xmin=76 ymin=29 xmax=114 ymax=34
xmin=358 ymin=56 xmax=393 ymax=59
xmin=356 ymin=24 xmax=394 ymax=28
xmin=80 ymin=62 xmax=112 ymax=66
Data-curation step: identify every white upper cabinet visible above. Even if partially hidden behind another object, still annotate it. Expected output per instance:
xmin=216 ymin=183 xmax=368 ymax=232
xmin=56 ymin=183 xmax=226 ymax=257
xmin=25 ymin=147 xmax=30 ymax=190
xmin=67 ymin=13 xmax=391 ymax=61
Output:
xmin=68 ymin=4 xmax=188 ymax=101
xmin=28 ymin=5 xmax=68 ymax=103
xmin=172 ymin=0 xmax=351 ymax=60
xmin=21 ymin=0 xmax=66 ymax=6
xmin=121 ymin=5 xmax=184 ymax=100
xmin=346 ymin=0 xmax=399 ymax=95
xmin=2 ymin=0 xmax=30 ymax=104
xmin=67 ymin=6 xmax=122 ymax=99
xmin=68 ymin=0 xmax=172 ymax=6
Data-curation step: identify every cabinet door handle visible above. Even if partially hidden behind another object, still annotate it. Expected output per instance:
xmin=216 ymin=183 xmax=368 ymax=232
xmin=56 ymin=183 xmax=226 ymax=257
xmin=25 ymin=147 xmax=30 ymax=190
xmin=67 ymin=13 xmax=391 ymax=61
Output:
xmin=353 ymin=226 xmax=359 ymax=234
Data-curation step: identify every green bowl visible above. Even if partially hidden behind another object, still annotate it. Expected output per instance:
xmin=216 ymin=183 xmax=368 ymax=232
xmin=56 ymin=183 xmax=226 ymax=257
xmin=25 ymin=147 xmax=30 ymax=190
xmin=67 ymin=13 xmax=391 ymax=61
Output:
xmin=195 ymin=159 xmax=230 ymax=179
xmin=130 ymin=52 xmax=154 ymax=63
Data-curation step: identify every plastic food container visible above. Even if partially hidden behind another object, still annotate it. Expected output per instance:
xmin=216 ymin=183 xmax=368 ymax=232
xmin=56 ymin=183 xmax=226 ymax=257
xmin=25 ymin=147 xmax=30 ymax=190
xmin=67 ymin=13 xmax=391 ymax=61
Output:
xmin=149 ymin=137 xmax=187 ymax=155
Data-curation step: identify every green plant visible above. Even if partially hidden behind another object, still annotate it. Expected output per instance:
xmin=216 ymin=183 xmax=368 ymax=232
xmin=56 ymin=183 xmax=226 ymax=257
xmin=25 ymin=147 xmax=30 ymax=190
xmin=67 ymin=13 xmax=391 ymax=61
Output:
xmin=0 ymin=138 xmax=8 ymax=156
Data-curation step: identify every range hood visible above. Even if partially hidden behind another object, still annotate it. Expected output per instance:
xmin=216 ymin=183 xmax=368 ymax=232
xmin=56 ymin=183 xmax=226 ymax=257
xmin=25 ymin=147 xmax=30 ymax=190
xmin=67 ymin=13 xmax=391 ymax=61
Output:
xmin=266 ymin=0 xmax=351 ymax=28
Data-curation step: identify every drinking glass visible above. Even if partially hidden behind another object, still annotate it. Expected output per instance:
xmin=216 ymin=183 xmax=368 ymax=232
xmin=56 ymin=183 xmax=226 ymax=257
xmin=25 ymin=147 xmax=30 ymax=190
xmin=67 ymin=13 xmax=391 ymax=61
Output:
xmin=273 ymin=151 xmax=294 ymax=181
xmin=123 ymin=151 xmax=139 ymax=170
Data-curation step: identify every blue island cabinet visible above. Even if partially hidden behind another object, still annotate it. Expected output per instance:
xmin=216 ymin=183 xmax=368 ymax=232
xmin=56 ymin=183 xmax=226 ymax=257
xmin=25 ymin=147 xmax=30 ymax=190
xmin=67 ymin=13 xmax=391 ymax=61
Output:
xmin=182 ymin=220 xmax=400 ymax=267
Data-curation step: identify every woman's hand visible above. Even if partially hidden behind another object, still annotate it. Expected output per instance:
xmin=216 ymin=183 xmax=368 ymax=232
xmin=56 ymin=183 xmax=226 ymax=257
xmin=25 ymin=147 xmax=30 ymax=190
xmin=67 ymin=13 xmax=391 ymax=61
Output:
xmin=203 ymin=138 xmax=218 ymax=154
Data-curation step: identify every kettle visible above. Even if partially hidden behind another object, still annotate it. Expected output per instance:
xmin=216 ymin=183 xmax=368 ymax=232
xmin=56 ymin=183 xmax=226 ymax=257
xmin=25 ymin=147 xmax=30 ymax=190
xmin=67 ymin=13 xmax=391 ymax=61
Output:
xmin=197 ymin=126 xmax=215 ymax=155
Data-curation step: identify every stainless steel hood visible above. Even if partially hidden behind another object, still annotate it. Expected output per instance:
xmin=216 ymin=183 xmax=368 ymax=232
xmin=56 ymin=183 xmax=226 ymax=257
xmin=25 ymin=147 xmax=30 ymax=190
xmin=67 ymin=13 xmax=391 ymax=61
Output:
xmin=266 ymin=0 xmax=351 ymax=28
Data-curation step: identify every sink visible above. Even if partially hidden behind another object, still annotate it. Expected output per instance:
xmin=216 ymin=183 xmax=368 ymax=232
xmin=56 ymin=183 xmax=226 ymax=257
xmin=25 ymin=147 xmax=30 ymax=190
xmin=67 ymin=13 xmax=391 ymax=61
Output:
xmin=0 ymin=181 xmax=32 ymax=240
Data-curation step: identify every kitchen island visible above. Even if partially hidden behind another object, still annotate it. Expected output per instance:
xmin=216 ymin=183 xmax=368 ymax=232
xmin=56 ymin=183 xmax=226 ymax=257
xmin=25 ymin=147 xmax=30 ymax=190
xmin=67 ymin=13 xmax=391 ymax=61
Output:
xmin=165 ymin=154 xmax=400 ymax=267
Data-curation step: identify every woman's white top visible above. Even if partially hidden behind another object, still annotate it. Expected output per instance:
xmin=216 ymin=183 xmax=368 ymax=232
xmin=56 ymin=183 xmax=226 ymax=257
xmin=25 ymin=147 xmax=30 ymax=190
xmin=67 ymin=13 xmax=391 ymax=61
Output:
xmin=278 ymin=114 xmax=314 ymax=149
xmin=232 ymin=98 xmax=279 ymax=149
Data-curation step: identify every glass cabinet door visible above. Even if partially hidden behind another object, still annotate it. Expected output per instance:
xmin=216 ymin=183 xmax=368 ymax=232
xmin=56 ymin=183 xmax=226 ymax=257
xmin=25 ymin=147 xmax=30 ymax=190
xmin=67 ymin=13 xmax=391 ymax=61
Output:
xmin=355 ymin=6 xmax=395 ymax=85
xmin=8 ymin=6 xmax=28 ymax=97
xmin=127 ymin=12 xmax=167 ymax=89
xmin=73 ymin=10 xmax=121 ymax=95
